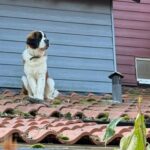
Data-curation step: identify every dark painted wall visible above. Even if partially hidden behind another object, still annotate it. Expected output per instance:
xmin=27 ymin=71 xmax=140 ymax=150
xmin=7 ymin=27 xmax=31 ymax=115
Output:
xmin=114 ymin=0 xmax=150 ymax=85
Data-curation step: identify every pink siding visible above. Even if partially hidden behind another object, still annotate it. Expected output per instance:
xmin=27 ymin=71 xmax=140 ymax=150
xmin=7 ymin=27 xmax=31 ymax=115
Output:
xmin=113 ymin=0 xmax=150 ymax=85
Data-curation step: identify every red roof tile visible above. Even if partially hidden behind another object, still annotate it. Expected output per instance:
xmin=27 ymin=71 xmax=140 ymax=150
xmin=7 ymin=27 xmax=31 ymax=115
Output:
xmin=16 ymin=104 xmax=45 ymax=114
xmin=0 ymin=88 xmax=149 ymax=146
xmin=37 ymin=107 xmax=61 ymax=117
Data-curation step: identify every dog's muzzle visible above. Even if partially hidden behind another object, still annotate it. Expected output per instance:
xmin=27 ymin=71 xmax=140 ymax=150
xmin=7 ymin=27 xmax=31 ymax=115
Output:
xmin=44 ymin=39 xmax=49 ymax=47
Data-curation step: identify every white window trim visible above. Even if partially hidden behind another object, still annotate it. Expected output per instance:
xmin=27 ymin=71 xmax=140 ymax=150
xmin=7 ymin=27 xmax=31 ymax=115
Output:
xmin=136 ymin=58 xmax=150 ymax=84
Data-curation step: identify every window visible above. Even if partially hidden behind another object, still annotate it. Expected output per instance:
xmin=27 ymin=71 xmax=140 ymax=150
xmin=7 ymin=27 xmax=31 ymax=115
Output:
xmin=136 ymin=58 xmax=150 ymax=84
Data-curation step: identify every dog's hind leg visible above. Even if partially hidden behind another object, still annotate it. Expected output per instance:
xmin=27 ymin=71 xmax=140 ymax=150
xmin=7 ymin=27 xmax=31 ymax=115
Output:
xmin=45 ymin=78 xmax=59 ymax=100
xmin=22 ymin=76 xmax=33 ymax=97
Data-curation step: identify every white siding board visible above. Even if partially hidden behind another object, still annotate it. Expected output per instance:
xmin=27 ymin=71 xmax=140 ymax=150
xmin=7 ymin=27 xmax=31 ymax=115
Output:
xmin=0 ymin=28 xmax=113 ymax=48
xmin=0 ymin=17 xmax=112 ymax=37
xmin=48 ymin=45 xmax=114 ymax=60
xmin=56 ymin=80 xmax=112 ymax=93
xmin=0 ymin=77 xmax=21 ymax=88
xmin=0 ymin=0 xmax=111 ymax=14
xmin=47 ymin=56 xmax=114 ymax=71
xmin=0 ymin=77 xmax=112 ymax=93
xmin=0 ymin=5 xmax=112 ymax=25
xmin=0 ymin=41 xmax=113 ymax=60
xmin=0 ymin=41 xmax=24 ymax=54
xmin=0 ymin=53 xmax=114 ymax=71
xmin=0 ymin=0 xmax=114 ymax=93
xmin=0 ymin=65 xmax=112 ymax=82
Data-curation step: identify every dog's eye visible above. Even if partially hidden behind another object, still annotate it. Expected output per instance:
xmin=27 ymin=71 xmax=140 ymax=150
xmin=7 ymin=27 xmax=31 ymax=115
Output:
xmin=44 ymin=34 xmax=47 ymax=38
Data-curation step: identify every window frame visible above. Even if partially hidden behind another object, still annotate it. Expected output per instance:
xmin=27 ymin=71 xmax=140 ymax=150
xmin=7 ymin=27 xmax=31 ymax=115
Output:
xmin=135 ymin=58 xmax=150 ymax=84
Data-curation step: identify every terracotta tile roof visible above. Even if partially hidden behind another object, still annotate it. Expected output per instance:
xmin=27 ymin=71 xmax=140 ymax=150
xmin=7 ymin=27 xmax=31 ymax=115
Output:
xmin=0 ymin=88 xmax=150 ymax=146
xmin=0 ymin=117 xmax=132 ymax=145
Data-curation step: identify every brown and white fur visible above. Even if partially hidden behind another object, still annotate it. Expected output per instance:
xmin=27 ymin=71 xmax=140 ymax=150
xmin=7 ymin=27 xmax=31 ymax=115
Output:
xmin=22 ymin=31 xmax=59 ymax=100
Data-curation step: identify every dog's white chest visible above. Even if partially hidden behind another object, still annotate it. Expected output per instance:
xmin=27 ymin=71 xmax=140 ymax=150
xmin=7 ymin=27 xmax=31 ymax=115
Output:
xmin=23 ymin=50 xmax=47 ymax=77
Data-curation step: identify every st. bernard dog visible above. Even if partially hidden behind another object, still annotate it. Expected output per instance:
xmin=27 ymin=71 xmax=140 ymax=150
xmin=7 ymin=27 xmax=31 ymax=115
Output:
xmin=22 ymin=31 xmax=59 ymax=101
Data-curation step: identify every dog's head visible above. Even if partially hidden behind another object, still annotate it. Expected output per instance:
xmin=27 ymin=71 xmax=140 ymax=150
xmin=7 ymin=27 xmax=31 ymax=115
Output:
xmin=26 ymin=31 xmax=49 ymax=50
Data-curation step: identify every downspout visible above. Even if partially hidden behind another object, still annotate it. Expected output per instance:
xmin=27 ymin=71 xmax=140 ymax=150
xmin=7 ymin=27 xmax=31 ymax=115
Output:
xmin=109 ymin=0 xmax=124 ymax=103
xmin=111 ymin=0 xmax=117 ymax=72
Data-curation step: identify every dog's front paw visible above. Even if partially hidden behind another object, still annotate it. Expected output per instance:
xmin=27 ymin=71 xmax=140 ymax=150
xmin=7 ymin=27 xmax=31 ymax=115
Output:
xmin=34 ymin=94 xmax=44 ymax=101
xmin=26 ymin=97 xmax=43 ymax=103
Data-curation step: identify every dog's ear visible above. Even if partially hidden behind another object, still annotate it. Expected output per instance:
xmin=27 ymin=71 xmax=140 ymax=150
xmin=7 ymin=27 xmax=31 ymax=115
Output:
xmin=26 ymin=31 xmax=42 ymax=49
xmin=26 ymin=38 xmax=38 ymax=49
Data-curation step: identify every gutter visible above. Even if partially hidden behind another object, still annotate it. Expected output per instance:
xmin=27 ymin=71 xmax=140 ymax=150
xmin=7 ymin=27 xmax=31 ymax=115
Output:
xmin=82 ymin=119 xmax=150 ymax=128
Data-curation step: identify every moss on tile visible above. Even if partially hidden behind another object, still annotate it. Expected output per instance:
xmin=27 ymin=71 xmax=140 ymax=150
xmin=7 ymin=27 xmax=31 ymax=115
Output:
xmin=0 ymin=94 xmax=4 ymax=100
xmin=31 ymin=143 xmax=45 ymax=148
xmin=86 ymin=98 xmax=96 ymax=102
xmin=58 ymin=134 xmax=69 ymax=141
xmin=64 ymin=112 xmax=72 ymax=120
xmin=79 ymin=98 xmax=96 ymax=105
xmin=14 ymin=110 xmax=33 ymax=118
xmin=97 ymin=112 xmax=109 ymax=122
xmin=101 ymin=94 xmax=112 ymax=100
xmin=121 ymin=114 xmax=130 ymax=121
xmin=53 ymin=99 xmax=62 ymax=105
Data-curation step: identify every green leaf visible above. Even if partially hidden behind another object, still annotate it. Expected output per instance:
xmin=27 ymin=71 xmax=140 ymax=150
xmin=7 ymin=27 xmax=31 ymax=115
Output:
xmin=135 ymin=127 xmax=145 ymax=149
xmin=134 ymin=113 xmax=146 ymax=149
xmin=119 ymin=112 xmax=146 ymax=150
xmin=125 ymin=134 xmax=138 ymax=150
xmin=103 ymin=117 xmax=123 ymax=145
xmin=147 ymin=143 xmax=150 ymax=150
xmin=120 ymin=134 xmax=133 ymax=150
xmin=120 ymin=131 xmax=144 ymax=150
xmin=134 ymin=113 xmax=146 ymax=137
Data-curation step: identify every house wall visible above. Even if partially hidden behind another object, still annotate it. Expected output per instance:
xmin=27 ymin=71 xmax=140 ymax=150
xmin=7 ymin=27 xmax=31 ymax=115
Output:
xmin=113 ymin=0 xmax=150 ymax=85
xmin=0 ymin=0 xmax=115 ymax=93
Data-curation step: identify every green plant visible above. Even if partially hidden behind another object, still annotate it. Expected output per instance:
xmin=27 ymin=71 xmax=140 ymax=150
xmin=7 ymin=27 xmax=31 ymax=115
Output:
xmin=103 ymin=117 xmax=123 ymax=146
xmin=52 ymin=99 xmax=62 ymax=105
xmin=64 ymin=112 xmax=72 ymax=120
xmin=103 ymin=96 xmax=150 ymax=150
xmin=14 ymin=110 xmax=32 ymax=118
xmin=86 ymin=98 xmax=96 ymax=102
xmin=0 ymin=112 xmax=15 ymax=118
xmin=58 ymin=134 xmax=69 ymax=141
xmin=97 ymin=112 xmax=110 ymax=122
xmin=80 ymin=98 xmax=96 ymax=105
xmin=121 ymin=114 xmax=130 ymax=121
xmin=31 ymin=143 xmax=45 ymax=148
xmin=0 ymin=112 xmax=7 ymax=117
xmin=0 ymin=94 xmax=4 ymax=100
xmin=60 ymin=136 xmax=69 ymax=141
xmin=23 ymin=112 xmax=32 ymax=118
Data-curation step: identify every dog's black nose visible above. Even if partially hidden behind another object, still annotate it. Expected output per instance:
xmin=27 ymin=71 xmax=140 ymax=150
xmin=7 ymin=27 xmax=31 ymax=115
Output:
xmin=44 ymin=39 xmax=49 ymax=47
